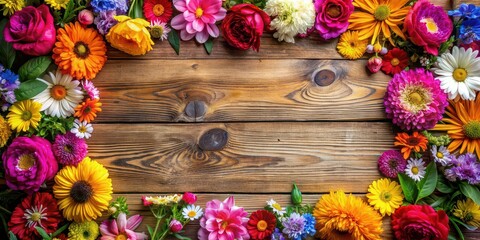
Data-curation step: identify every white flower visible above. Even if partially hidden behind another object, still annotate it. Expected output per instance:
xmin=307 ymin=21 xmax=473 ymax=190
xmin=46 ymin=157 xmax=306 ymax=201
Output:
xmin=71 ymin=119 xmax=93 ymax=139
xmin=182 ymin=205 xmax=203 ymax=221
xmin=266 ymin=199 xmax=286 ymax=216
xmin=33 ymin=70 xmax=84 ymax=118
xmin=431 ymin=145 xmax=452 ymax=166
xmin=264 ymin=0 xmax=315 ymax=43
xmin=405 ymin=158 xmax=426 ymax=182
xmin=433 ymin=46 xmax=480 ymax=100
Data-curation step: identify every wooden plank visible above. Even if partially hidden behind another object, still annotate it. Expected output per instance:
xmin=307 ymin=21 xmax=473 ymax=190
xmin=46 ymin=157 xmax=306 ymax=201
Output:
xmin=88 ymin=122 xmax=392 ymax=193
xmin=95 ymin=59 xmax=390 ymax=122
xmin=455 ymin=0 xmax=480 ymax=8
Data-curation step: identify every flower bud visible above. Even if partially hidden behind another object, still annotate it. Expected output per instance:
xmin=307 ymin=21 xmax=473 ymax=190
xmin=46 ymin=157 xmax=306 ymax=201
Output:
xmin=373 ymin=42 xmax=382 ymax=53
xmin=169 ymin=219 xmax=183 ymax=233
xmin=182 ymin=192 xmax=198 ymax=205
xmin=291 ymin=183 xmax=303 ymax=205
xmin=367 ymin=56 xmax=383 ymax=73
xmin=380 ymin=47 xmax=388 ymax=55
xmin=366 ymin=44 xmax=374 ymax=54
xmin=78 ymin=9 xmax=94 ymax=25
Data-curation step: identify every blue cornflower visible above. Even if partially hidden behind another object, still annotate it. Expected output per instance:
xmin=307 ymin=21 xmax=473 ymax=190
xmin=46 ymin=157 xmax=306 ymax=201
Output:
xmin=115 ymin=0 xmax=129 ymax=14
xmin=459 ymin=19 xmax=480 ymax=44
xmin=0 ymin=69 xmax=20 ymax=90
xmin=282 ymin=213 xmax=305 ymax=240
xmin=271 ymin=228 xmax=285 ymax=240
xmin=90 ymin=0 xmax=117 ymax=12
xmin=448 ymin=3 xmax=480 ymax=19
xmin=301 ymin=213 xmax=316 ymax=238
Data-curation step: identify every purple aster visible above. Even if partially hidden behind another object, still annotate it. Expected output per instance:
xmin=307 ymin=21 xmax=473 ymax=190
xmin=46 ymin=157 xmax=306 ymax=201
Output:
xmin=282 ymin=213 xmax=305 ymax=240
xmin=448 ymin=4 xmax=480 ymax=19
xmin=94 ymin=10 xmax=118 ymax=35
xmin=444 ymin=153 xmax=480 ymax=184
xmin=115 ymin=0 xmax=129 ymax=14
xmin=52 ymin=132 xmax=88 ymax=166
xmin=272 ymin=228 xmax=285 ymax=240
xmin=378 ymin=150 xmax=407 ymax=178
xmin=431 ymin=145 xmax=453 ymax=166
xmin=384 ymin=68 xmax=448 ymax=131
xmin=82 ymin=80 xmax=100 ymax=99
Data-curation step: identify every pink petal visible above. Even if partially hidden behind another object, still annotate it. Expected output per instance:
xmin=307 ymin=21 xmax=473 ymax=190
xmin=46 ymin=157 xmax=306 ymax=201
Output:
xmin=99 ymin=221 xmax=116 ymax=236
xmin=109 ymin=219 xmax=119 ymax=235
xmin=187 ymin=0 xmax=199 ymax=12
xmin=173 ymin=0 xmax=187 ymax=12
xmin=100 ymin=237 xmax=116 ymax=240
xmin=184 ymin=11 xmax=196 ymax=22
xmin=171 ymin=15 xmax=187 ymax=30
xmin=180 ymin=30 xmax=195 ymax=41
xmin=195 ymin=30 xmax=209 ymax=43
xmin=192 ymin=19 xmax=205 ymax=32
xmin=117 ymin=213 xmax=127 ymax=232
xmin=206 ymin=24 xmax=219 ymax=38
xmin=126 ymin=214 xmax=143 ymax=230
xmin=135 ymin=232 xmax=149 ymax=240
xmin=186 ymin=22 xmax=196 ymax=34
xmin=224 ymin=196 xmax=235 ymax=208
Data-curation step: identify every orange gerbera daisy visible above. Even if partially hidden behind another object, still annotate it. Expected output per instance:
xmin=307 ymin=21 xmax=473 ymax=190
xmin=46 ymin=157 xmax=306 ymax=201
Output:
xmin=394 ymin=132 xmax=428 ymax=159
xmin=53 ymin=22 xmax=107 ymax=80
xmin=433 ymin=94 xmax=480 ymax=159
xmin=74 ymin=98 xmax=102 ymax=123
xmin=348 ymin=0 xmax=411 ymax=45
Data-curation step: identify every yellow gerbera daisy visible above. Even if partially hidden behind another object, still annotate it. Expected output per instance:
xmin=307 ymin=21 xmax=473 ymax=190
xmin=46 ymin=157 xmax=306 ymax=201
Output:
xmin=313 ymin=191 xmax=383 ymax=240
xmin=337 ymin=31 xmax=368 ymax=60
xmin=53 ymin=157 xmax=113 ymax=223
xmin=349 ymin=0 xmax=411 ymax=45
xmin=433 ymin=93 xmax=480 ymax=159
xmin=367 ymin=178 xmax=404 ymax=216
xmin=453 ymin=198 xmax=480 ymax=228
xmin=44 ymin=0 xmax=69 ymax=10
xmin=68 ymin=221 xmax=99 ymax=240
xmin=0 ymin=0 xmax=24 ymax=16
xmin=0 ymin=115 xmax=12 ymax=147
xmin=7 ymin=100 xmax=42 ymax=132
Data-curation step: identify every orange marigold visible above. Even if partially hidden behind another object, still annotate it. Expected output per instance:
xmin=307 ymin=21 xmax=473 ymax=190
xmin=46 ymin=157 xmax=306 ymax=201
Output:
xmin=53 ymin=22 xmax=107 ymax=80
xmin=74 ymin=98 xmax=102 ymax=123
xmin=394 ymin=132 xmax=428 ymax=159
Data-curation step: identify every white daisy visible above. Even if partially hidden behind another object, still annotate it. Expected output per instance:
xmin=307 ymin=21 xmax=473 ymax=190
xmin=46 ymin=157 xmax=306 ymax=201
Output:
xmin=182 ymin=205 xmax=203 ymax=221
xmin=264 ymin=0 xmax=315 ymax=43
xmin=405 ymin=158 xmax=426 ymax=182
xmin=431 ymin=145 xmax=452 ymax=166
xmin=33 ymin=70 xmax=84 ymax=118
xmin=266 ymin=199 xmax=286 ymax=216
xmin=433 ymin=46 xmax=480 ymax=100
xmin=71 ymin=119 xmax=93 ymax=139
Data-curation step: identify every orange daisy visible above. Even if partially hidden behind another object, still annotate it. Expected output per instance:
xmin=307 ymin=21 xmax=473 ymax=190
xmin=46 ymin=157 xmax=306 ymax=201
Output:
xmin=394 ymin=132 xmax=428 ymax=159
xmin=53 ymin=22 xmax=107 ymax=80
xmin=74 ymin=98 xmax=102 ymax=123
xmin=433 ymin=94 xmax=480 ymax=159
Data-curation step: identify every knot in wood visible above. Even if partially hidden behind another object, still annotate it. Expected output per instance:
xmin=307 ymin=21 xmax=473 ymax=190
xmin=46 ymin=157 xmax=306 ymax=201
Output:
xmin=198 ymin=128 xmax=228 ymax=151
xmin=185 ymin=100 xmax=207 ymax=119
xmin=314 ymin=69 xmax=336 ymax=86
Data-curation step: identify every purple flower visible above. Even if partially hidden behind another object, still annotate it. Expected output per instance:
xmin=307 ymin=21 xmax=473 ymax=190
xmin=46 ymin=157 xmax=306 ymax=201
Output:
xmin=282 ymin=213 xmax=305 ymax=240
xmin=53 ymin=132 xmax=88 ymax=166
xmin=444 ymin=153 xmax=480 ymax=184
xmin=272 ymin=228 xmax=285 ymax=240
xmin=384 ymin=68 xmax=448 ymax=131
xmin=459 ymin=19 xmax=480 ymax=44
xmin=115 ymin=0 xmax=129 ymax=14
xmin=2 ymin=136 xmax=58 ymax=193
xmin=378 ymin=150 xmax=407 ymax=178
xmin=94 ymin=11 xmax=118 ymax=35
xmin=448 ymin=4 xmax=480 ymax=19
xmin=90 ymin=0 xmax=116 ymax=12
xmin=82 ymin=80 xmax=100 ymax=99
xmin=313 ymin=0 xmax=353 ymax=40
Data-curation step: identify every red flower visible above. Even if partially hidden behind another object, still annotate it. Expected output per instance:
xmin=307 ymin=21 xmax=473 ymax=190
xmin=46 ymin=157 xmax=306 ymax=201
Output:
xmin=143 ymin=0 xmax=173 ymax=23
xmin=381 ymin=48 xmax=409 ymax=75
xmin=221 ymin=3 xmax=270 ymax=51
xmin=8 ymin=192 xmax=62 ymax=240
xmin=182 ymin=192 xmax=197 ymax=204
xmin=247 ymin=210 xmax=276 ymax=240
xmin=392 ymin=205 xmax=449 ymax=240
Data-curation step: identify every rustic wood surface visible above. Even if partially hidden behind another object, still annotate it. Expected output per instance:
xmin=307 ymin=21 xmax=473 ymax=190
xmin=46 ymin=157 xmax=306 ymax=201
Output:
xmin=91 ymin=0 xmax=480 ymax=239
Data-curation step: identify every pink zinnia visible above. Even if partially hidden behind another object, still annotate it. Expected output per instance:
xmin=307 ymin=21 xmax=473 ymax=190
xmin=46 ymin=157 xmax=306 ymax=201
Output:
xmin=378 ymin=150 xmax=407 ymax=178
xmin=171 ymin=0 xmax=227 ymax=43
xmin=384 ymin=68 xmax=448 ymax=131
xmin=182 ymin=192 xmax=197 ymax=204
xmin=100 ymin=212 xmax=148 ymax=240
xmin=53 ymin=132 xmax=88 ymax=166
xmin=198 ymin=196 xmax=249 ymax=240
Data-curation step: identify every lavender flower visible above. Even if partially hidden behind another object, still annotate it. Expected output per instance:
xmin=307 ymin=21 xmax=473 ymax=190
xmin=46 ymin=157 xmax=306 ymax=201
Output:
xmin=271 ymin=228 xmax=285 ymax=240
xmin=0 ymin=69 xmax=20 ymax=111
xmin=431 ymin=145 xmax=453 ymax=166
xmin=94 ymin=11 xmax=118 ymax=35
xmin=282 ymin=213 xmax=305 ymax=240
xmin=444 ymin=153 xmax=480 ymax=184
xmin=115 ymin=0 xmax=129 ymax=14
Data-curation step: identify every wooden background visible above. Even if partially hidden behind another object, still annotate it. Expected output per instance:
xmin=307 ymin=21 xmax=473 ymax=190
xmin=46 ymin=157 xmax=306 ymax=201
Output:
xmin=90 ymin=0 xmax=480 ymax=238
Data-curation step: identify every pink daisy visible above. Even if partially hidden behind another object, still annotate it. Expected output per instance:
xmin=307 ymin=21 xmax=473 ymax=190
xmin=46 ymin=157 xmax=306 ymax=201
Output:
xmin=82 ymin=80 xmax=100 ymax=99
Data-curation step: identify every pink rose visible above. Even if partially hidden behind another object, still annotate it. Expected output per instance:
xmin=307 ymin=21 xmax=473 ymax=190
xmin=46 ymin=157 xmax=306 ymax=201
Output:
xmin=367 ymin=56 xmax=382 ymax=73
xmin=314 ymin=0 xmax=354 ymax=40
xmin=182 ymin=192 xmax=198 ymax=204
xmin=78 ymin=9 xmax=94 ymax=25
xmin=3 ymin=4 xmax=56 ymax=56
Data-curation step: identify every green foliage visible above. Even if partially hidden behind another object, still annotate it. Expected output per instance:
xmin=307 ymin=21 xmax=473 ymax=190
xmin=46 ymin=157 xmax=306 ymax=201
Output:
xmin=168 ymin=30 xmax=181 ymax=55
xmin=291 ymin=183 xmax=303 ymax=205
xmin=128 ymin=0 xmax=145 ymax=19
xmin=459 ymin=183 xmax=480 ymax=206
xmin=33 ymin=114 xmax=75 ymax=141
xmin=0 ymin=19 xmax=16 ymax=69
xmin=18 ymin=56 xmax=51 ymax=82
xmin=204 ymin=39 xmax=214 ymax=55
xmin=436 ymin=175 xmax=454 ymax=194
xmin=422 ymin=131 xmax=451 ymax=146
xmin=223 ymin=0 xmax=267 ymax=9
xmin=14 ymin=79 xmax=48 ymax=101
xmin=109 ymin=196 xmax=130 ymax=218
xmin=52 ymin=0 xmax=87 ymax=27
xmin=416 ymin=162 xmax=438 ymax=203
xmin=398 ymin=173 xmax=417 ymax=203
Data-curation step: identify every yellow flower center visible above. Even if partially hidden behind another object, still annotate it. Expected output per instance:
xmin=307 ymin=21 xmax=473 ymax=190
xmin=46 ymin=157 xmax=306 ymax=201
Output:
xmin=420 ymin=18 xmax=439 ymax=34
xmin=464 ymin=121 xmax=480 ymax=139
xmin=115 ymin=234 xmax=128 ymax=240
xmin=257 ymin=220 xmax=268 ymax=232
xmin=374 ymin=5 xmax=390 ymax=21
xmin=30 ymin=212 xmax=41 ymax=221
xmin=70 ymin=180 xmax=93 ymax=203
xmin=51 ymin=85 xmax=67 ymax=100
xmin=391 ymin=58 xmax=400 ymax=66
xmin=188 ymin=210 xmax=197 ymax=218
xmin=408 ymin=92 xmax=424 ymax=106
xmin=79 ymin=126 xmax=87 ymax=133
xmin=153 ymin=4 xmax=165 ymax=16
xmin=436 ymin=152 xmax=444 ymax=158
xmin=21 ymin=110 xmax=32 ymax=121
xmin=453 ymin=68 xmax=468 ymax=82
xmin=327 ymin=5 xmax=341 ymax=18
xmin=17 ymin=154 xmax=35 ymax=170
xmin=195 ymin=8 xmax=204 ymax=18
xmin=411 ymin=166 xmax=419 ymax=175
xmin=272 ymin=203 xmax=282 ymax=211
xmin=380 ymin=191 xmax=392 ymax=202
xmin=221 ymin=221 xmax=229 ymax=230
xmin=74 ymin=42 xmax=90 ymax=59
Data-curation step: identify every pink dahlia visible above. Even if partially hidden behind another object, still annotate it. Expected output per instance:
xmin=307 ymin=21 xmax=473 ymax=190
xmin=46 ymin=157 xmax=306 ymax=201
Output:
xmin=100 ymin=212 xmax=148 ymax=240
xmin=314 ymin=0 xmax=354 ymax=40
xmin=198 ymin=196 xmax=249 ymax=240
xmin=404 ymin=0 xmax=453 ymax=55
xmin=171 ymin=0 xmax=227 ymax=43
xmin=53 ymin=132 xmax=88 ymax=166
xmin=2 ymin=136 xmax=58 ymax=194
xmin=384 ymin=68 xmax=448 ymax=131
xmin=378 ymin=150 xmax=407 ymax=178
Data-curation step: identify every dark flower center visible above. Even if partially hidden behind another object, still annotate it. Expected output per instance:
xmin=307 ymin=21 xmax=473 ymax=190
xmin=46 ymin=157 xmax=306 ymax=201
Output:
xmin=83 ymin=106 xmax=91 ymax=114
xmin=21 ymin=110 xmax=32 ymax=121
xmin=74 ymin=42 xmax=90 ymax=59
xmin=327 ymin=4 xmax=341 ymax=18
xmin=70 ymin=180 xmax=93 ymax=203
xmin=374 ymin=5 xmax=390 ymax=21
xmin=388 ymin=158 xmax=398 ymax=169
xmin=407 ymin=137 xmax=420 ymax=146
xmin=64 ymin=144 xmax=73 ymax=153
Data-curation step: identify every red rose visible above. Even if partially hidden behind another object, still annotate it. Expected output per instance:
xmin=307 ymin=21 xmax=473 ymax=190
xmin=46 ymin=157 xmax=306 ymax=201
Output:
xmin=392 ymin=205 xmax=449 ymax=240
xmin=221 ymin=3 xmax=270 ymax=51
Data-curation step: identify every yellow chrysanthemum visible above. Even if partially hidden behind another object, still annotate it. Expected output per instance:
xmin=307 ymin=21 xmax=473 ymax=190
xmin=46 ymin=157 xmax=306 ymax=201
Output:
xmin=44 ymin=0 xmax=69 ymax=10
xmin=0 ymin=0 xmax=24 ymax=16
xmin=53 ymin=157 xmax=113 ymax=222
xmin=106 ymin=15 xmax=154 ymax=56
xmin=7 ymin=100 xmax=42 ymax=132
xmin=349 ymin=0 xmax=411 ymax=45
xmin=0 ymin=115 xmax=12 ymax=147
xmin=337 ymin=31 xmax=368 ymax=60
xmin=367 ymin=178 xmax=404 ymax=216
xmin=453 ymin=198 xmax=480 ymax=228
xmin=313 ymin=191 xmax=383 ymax=240
xmin=68 ymin=221 xmax=99 ymax=240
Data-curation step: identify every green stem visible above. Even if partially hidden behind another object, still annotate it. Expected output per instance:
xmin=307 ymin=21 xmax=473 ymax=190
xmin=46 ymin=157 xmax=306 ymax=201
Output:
xmin=0 ymin=206 xmax=11 ymax=215
xmin=158 ymin=229 xmax=169 ymax=240
xmin=151 ymin=217 xmax=161 ymax=240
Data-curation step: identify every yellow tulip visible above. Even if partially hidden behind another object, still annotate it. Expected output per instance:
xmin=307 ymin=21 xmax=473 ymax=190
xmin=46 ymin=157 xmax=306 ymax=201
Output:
xmin=106 ymin=16 xmax=154 ymax=56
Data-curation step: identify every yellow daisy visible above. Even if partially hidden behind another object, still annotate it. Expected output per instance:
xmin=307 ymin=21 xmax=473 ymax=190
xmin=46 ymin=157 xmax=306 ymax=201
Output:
xmin=0 ymin=115 xmax=12 ymax=147
xmin=337 ymin=31 xmax=368 ymax=60
xmin=453 ymin=198 xmax=480 ymax=228
xmin=367 ymin=178 xmax=404 ymax=216
xmin=44 ymin=0 xmax=69 ymax=10
xmin=0 ymin=0 xmax=24 ymax=16
xmin=53 ymin=157 xmax=113 ymax=222
xmin=7 ymin=100 xmax=42 ymax=132
xmin=68 ymin=221 xmax=99 ymax=240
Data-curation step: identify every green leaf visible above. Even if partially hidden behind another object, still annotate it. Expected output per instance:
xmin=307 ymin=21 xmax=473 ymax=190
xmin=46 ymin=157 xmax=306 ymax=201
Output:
xmin=451 ymin=216 xmax=478 ymax=231
xmin=174 ymin=233 xmax=191 ymax=240
xmin=168 ymin=30 xmax=180 ymax=55
xmin=146 ymin=225 xmax=154 ymax=238
xmin=18 ymin=56 xmax=51 ymax=82
xmin=8 ymin=231 xmax=18 ymax=240
xmin=204 ymin=38 xmax=213 ymax=55
xmin=398 ymin=173 xmax=417 ymax=203
xmin=450 ymin=219 xmax=465 ymax=240
xmin=436 ymin=175 xmax=454 ymax=194
xmin=0 ymin=19 xmax=16 ymax=69
xmin=35 ymin=226 xmax=51 ymax=240
xmin=14 ymin=79 xmax=48 ymax=101
xmin=416 ymin=162 xmax=437 ymax=203
xmin=52 ymin=223 xmax=69 ymax=237
xmin=459 ymin=183 xmax=480 ymax=205
xmin=128 ymin=0 xmax=144 ymax=19
xmin=429 ymin=195 xmax=448 ymax=208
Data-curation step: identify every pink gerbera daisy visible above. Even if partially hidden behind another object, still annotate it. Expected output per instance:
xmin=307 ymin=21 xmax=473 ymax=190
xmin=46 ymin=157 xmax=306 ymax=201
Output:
xmin=82 ymin=80 xmax=100 ymax=100
xmin=143 ymin=0 xmax=173 ymax=23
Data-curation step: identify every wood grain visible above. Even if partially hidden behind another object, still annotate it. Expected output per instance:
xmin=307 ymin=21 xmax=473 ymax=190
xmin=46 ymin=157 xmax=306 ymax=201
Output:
xmin=94 ymin=59 xmax=390 ymax=123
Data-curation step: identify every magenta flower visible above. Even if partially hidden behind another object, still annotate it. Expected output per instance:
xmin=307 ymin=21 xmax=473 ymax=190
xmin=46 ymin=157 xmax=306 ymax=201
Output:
xmin=182 ymin=192 xmax=197 ymax=204
xmin=198 ymin=196 xmax=249 ymax=240
xmin=314 ymin=0 xmax=354 ymax=40
xmin=53 ymin=132 xmax=88 ymax=166
xmin=2 ymin=136 xmax=58 ymax=194
xmin=171 ymin=0 xmax=227 ymax=43
xmin=169 ymin=219 xmax=183 ymax=233
xmin=100 ymin=213 xmax=148 ymax=240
